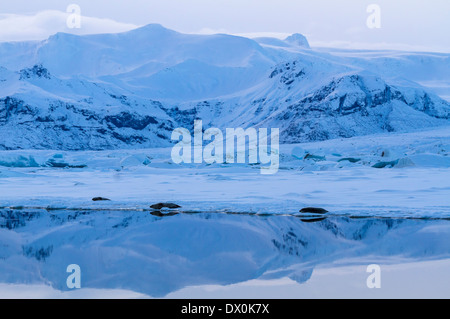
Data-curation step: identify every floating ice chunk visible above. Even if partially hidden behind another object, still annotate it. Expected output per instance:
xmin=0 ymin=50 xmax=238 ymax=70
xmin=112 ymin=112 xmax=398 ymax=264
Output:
xmin=395 ymin=157 xmax=415 ymax=168
xmin=304 ymin=153 xmax=326 ymax=161
xmin=336 ymin=160 xmax=354 ymax=169
xmin=291 ymin=147 xmax=306 ymax=159
xmin=45 ymin=158 xmax=86 ymax=168
xmin=0 ymin=155 xmax=40 ymax=168
xmin=372 ymin=160 xmax=399 ymax=168
xmin=120 ymin=154 xmax=152 ymax=168
xmin=338 ymin=157 xmax=361 ymax=163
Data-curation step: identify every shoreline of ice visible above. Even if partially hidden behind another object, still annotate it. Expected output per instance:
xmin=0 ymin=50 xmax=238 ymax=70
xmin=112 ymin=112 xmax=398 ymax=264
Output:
xmin=0 ymin=127 xmax=449 ymax=218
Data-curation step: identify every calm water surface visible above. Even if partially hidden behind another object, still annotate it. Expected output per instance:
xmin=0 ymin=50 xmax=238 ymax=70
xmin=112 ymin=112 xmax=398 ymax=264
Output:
xmin=0 ymin=209 xmax=449 ymax=298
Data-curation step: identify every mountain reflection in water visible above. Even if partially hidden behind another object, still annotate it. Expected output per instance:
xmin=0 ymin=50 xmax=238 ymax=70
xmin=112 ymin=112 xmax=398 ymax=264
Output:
xmin=0 ymin=209 xmax=449 ymax=298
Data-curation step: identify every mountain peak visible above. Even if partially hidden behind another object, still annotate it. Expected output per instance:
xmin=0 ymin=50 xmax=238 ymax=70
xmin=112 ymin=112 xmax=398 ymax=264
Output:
xmin=125 ymin=23 xmax=178 ymax=36
xmin=47 ymin=31 xmax=78 ymax=41
xmin=285 ymin=33 xmax=310 ymax=49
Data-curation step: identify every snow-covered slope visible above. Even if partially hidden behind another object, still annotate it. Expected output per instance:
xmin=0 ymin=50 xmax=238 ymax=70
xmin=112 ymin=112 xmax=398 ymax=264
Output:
xmin=0 ymin=24 xmax=449 ymax=150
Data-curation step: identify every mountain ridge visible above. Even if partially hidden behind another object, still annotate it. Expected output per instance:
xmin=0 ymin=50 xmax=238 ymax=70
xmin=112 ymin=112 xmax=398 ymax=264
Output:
xmin=0 ymin=24 xmax=449 ymax=150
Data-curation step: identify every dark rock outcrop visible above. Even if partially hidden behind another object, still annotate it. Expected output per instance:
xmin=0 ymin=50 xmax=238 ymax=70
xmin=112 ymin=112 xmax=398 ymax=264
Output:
xmin=300 ymin=207 xmax=329 ymax=214
xmin=150 ymin=203 xmax=181 ymax=210
xmin=92 ymin=197 xmax=111 ymax=201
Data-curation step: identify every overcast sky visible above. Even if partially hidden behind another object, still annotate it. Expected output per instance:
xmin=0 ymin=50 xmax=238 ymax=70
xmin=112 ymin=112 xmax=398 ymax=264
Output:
xmin=0 ymin=0 xmax=449 ymax=52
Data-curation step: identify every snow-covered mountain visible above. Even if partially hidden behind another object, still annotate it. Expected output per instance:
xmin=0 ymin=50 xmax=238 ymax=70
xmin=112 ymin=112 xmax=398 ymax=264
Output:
xmin=0 ymin=24 xmax=449 ymax=150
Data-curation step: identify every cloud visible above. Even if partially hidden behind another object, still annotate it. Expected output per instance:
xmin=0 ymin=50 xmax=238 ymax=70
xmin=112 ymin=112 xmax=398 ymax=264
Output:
xmin=0 ymin=10 xmax=140 ymax=42
xmin=309 ymin=40 xmax=450 ymax=53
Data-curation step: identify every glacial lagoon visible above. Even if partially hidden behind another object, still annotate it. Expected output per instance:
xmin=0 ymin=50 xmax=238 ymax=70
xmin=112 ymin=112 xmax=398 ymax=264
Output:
xmin=0 ymin=209 xmax=449 ymax=298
